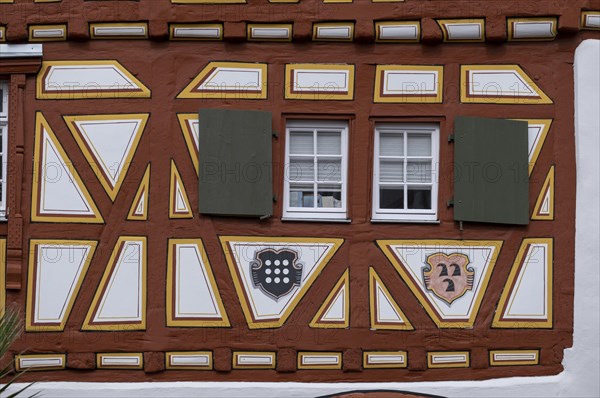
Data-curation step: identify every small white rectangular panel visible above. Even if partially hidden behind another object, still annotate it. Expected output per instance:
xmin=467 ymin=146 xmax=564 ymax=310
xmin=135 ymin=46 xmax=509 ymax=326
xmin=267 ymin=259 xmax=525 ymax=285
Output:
xmin=200 ymin=68 xmax=263 ymax=91
xmin=32 ymin=28 xmax=65 ymax=39
xmin=93 ymin=26 xmax=147 ymax=37
xmin=169 ymin=354 xmax=211 ymax=367
xmin=493 ymin=352 xmax=538 ymax=362
xmin=235 ymin=354 xmax=274 ymax=366
xmin=431 ymin=354 xmax=468 ymax=364
xmin=378 ymin=24 xmax=419 ymax=41
xmin=173 ymin=27 xmax=221 ymax=39
xmin=251 ymin=27 xmax=290 ymax=40
xmin=316 ymin=26 xmax=351 ymax=39
xmin=301 ymin=354 xmax=339 ymax=365
xmin=293 ymin=70 xmax=350 ymax=92
xmin=99 ymin=354 xmax=142 ymax=367
xmin=445 ymin=23 xmax=482 ymax=40
xmin=366 ymin=353 xmax=406 ymax=365
xmin=513 ymin=21 xmax=556 ymax=39
xmin=18 ymin=355 xmax=64 ymax=370
xmin=584 ymin=14 xmax=600 ymax=29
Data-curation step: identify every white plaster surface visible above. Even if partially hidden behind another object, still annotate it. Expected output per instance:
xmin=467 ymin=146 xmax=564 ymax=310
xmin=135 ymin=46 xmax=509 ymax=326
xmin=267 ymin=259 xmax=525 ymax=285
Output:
xmin=4 ymin=40 xmax=599 ymax=398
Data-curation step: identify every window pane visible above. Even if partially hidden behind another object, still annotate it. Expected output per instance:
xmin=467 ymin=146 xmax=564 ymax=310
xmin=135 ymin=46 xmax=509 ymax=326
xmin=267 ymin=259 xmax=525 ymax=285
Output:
xmin=406 ymin=161 xmax=432 ymax=183
xmin=288 ymin=158 xmax=314 ymax=182
xmin=317 ymin=131 xmax=341 ymax=155
xmin=289 ymin=131 xmax=314 ymax=155
xmin=317 ymin=184 xmax=342 ymax=208
xmin=317 ymin=159 xmax=341 ymax=182
xmin=407 ymin=133 xmax=431 ymax=156
xmin=407 ymin=187 xmax=432 ymax=209
xmin=380 ymin=132 xmax=403 ymax=157
xmin=289 ymin=184 xmax=315 ymax=208
xmin=380 ymin=187 xmax=404 ymax=209
xmin=380 ymin=160 xmax=404 ymax=182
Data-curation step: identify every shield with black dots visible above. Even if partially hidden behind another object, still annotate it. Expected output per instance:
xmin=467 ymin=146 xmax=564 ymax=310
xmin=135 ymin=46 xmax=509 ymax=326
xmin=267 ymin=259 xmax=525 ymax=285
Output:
xmin=251 ymin=248 xmax=303 ymax=300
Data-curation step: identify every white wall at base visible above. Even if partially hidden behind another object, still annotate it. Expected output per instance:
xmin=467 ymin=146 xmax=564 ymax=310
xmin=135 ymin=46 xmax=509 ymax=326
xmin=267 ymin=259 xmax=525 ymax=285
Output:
xmin=3 ymin=39 xmax=598 ymax=398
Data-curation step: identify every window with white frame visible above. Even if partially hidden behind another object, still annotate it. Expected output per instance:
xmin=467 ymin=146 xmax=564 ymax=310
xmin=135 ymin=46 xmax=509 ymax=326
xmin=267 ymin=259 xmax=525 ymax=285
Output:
xmin=0 ymin=81 xmax=8 ymax=219
xmin=372 ymin=123 xmax=439 ymax=221
xmin=283 ymin=120 xmax=348 ymax=220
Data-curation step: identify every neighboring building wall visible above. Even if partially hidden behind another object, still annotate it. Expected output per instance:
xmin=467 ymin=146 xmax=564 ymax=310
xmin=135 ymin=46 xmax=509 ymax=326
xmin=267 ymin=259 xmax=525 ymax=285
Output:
xmin=0 ymin=0 xmax=598 ymax=388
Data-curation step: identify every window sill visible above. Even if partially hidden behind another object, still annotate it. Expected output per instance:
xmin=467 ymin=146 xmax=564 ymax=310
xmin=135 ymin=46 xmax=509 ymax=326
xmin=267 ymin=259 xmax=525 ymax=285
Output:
xmin=371 ymin=218 xmax=440 ymax=224
xmin=281 ymin=217 xmax=352 ymax=224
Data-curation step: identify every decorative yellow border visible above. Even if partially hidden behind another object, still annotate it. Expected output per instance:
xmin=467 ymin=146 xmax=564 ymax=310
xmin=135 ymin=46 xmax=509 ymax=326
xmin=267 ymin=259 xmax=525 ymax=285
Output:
xmin=31 ymin=113 xmax=104 ymax=224
xmin=427 ymin=351 xmax=470 ymax=368
xmin=284 ymin=63 xmax=355 ymax=101
xmin=28 ymin=24 xmax=67 ymax=42
xmin=507 ymin=18 xmax=557 ymax=42
xmin=15 ymin=354 xmax=66 ymax=371
xmin=232 ymin=351 xmax=276 ymax=369
xmin=26 ymin=240 xmax=97 ymax=332
xmin=581 ymin=11 xmax=600 ymax=30
xmin=312 ymin=22 xmax=354 ymax=42
xmin=489 ymin=349 xmax=540 ymax=366
xmin=64 ymin=114 xmax=148 ymax=202
xmin=177 ymin=61 xmax=268 ymax=99
xmin=363 ymin=351 xmax=408 ymax=369
xmin=513 ymin=119 xmax=552 ymax=175
xmin=0 ymin=239 xmax=5 ymax=317
xmin=297 ymin=352 xmax=342 ymax=370
xmin=36 ymin=60 xmax=151 ymax=100
xmin=492 ymin=238 xmax=553 ymax=328
xmin=368 ymin=267 xmax=413 ymax=330
xmin=437 ymin=19 xmax=485 ymax=43
xmin=177 ymin=113 xmax=199 ymax=175
xmin=169 ymin=23 xmax=223 ymax=41
xmin=169 ymin=160 xmax=193 ymax=219
xmin=89 ymin=23 xmax=148 ymax=40
xmin=460 ymin=65 xmax=553 ymax=104
xmin=96 ymin=353 xmax=143 ymax=369
xmin=0 ymin=26 xmax=5 ymax=43
xmin=374 ymin=21 xmax=420 ymax=43
xmin=166 ymin=238 xmax=230 ymax=327
xmin=309 ymin=269 xmax=349 ymax=329
xmin=127 ymin=164 xmax=151 ymax=221
xmin=82 ymin=236 xmax=147 ymax=331
xmin=377 ymin=239 xmax=503 ymax=328
xmin=166 ymin=351 xmax=213 ymax=370
xmin=247 ymin=23 xmax=292 ymax=42
xmin=374 ymin=65 xmax=443 ymax=103
xmin=220 ymin=236 xmax=344 ymax=329
xmin=532 ymin=166 xmax=555 ymax=221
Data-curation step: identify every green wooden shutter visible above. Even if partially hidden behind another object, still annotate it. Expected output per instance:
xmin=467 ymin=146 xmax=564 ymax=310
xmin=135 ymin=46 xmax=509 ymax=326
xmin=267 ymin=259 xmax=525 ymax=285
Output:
xmin=454 ymin=116 xmax=529 ymax=225
xmin=198 ymin=109 xmax=273 ymax=217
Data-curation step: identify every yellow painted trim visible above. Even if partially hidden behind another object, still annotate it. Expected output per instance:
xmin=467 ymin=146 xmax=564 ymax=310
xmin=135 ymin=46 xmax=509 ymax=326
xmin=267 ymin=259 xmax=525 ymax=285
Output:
xmin=377 ymin=239 xmax=503 ymax=328
xmin=220 ymin=236 xmax=344 ymax=329
xmin=15 ymin=354 xmax=66 ymax=371
xmin=82 ymin=236 xmax=147 ymax=331
xmin=532 ymin=166 xmax=555 ymax=221
xmin=492 ymin=238 xmax=553 ymax=328
xmin=96 ymin=353 xmax=144 ymax=369
xmin=28 ymin=24 xmax=67 ymax=42
xmin=460 ymin=64 xmax=553 ymax=104
xmin=323 ymin=0 xmax=352 ymax=3
xmin=127 ymin=164 xmax=151 ymax=221
xmin=165 ymin=351 xmax=213 ymax=370
xmin=64 ymin=113 xmax=148 ymax=202
xmin=166 ymin=238 xmax=230 ymax=327
xmin=177 ymin=61 xmax=268 ymax=99
xmin=489 ymin=349 xmax=540 ymax=366
xmin=89 ymin=22 xmax=148 ymax=40
xmin=247 ymin=23 xmax=292 ymax=42
xmin=169 ymin=160 xmax=193 ymax=219
xmin=427 ymin=351 xmax=470 ymax=368
xmin=177 ymin=113 xmax=199 ymax=175
xmin=363 ymin=350 xmax=407 ymax=369
xmin=31 ymin=113 xmax=104 ymax=224
xmin=297 ymin=352 xmax=342 ymax=370
xmin=172 ymin=0 xmax=245 ymax=3
xmin=0 ymin=239 xmax=5 ymax=317
xmin=374 ymin=21 xmax=420 ymax=43
xmin=513 ymin=119 xmax=552 ymax=175
xmin=373 ymin=64 xmax=443 ymax=103
xmin=169 ymin=23 xmax=223 ymax=41
xmin=507 ymin=18 xmax=557 ymax=42
xmin=232 ymin=351 xmax=276 ymax=369
xmin=581 ymin=11 xmax=600 ymax=30
xmin=0 ymin=26 xmax=6 ymax=43
xmin=309 ymin=269 xmax=349 ymax=329
xmin=26 ymin=240 xmax=97 ymax=332
xmin=284 ymin=63 xmax=355 ymax=101
xmin=36 ymin=60 xmax=151 ymax=100
xmin=0 ymin=0 xmax=13 ymax=4
xmin=368 ymin=267 xmax=413 ymax=331
xmin=312 ymin=22 xmax=354 ymax=42
xmin=437 ymin=19 xmax=485 ymax=43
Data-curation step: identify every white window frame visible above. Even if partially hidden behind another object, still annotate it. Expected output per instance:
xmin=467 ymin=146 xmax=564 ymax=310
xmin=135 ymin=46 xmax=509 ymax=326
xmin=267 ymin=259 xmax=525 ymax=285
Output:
xmin=372 ymin=123 xmax=439 ymax=222
xmin=283 ymin=120 xmax=349 ymax=221
xmin=0 ymin=80 xmax=8 ymax=220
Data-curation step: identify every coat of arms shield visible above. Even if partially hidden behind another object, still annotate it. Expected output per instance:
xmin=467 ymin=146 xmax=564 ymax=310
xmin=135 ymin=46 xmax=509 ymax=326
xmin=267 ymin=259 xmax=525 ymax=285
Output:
xmin=423 ymin=253 xmax=474 ymax=304
xmin=251 ymin=248 xmax=303 ymax=300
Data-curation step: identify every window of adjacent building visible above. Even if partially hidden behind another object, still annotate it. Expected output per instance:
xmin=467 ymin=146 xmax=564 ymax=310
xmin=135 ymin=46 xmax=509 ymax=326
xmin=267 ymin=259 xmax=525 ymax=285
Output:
xmin=283 ymin=120 xmax=349 ymax=220
xmin=0 ymin=80 xmax=8 ymax=219
xmin=372 ymin=123 xmax=439 ymax=222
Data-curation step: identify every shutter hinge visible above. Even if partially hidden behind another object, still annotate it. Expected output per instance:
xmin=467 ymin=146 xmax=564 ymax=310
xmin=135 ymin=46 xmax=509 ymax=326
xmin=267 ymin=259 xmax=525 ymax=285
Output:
xmin=447 ymin=199 xmax=454 ymax=207
xmin=260 ymin=214 xmax=272 ymax=220
xmin=272 ymin=131 xmax=279 ymax=138
xmin=448 ymin=134 xmax=455 ymax=142
xmin=273 ymin=194 xmax=278 ymax=202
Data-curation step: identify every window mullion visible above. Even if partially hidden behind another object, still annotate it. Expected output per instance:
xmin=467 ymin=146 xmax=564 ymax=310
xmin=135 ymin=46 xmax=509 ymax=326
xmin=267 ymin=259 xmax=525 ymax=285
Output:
xmin=313 ymin=129 xmax=318 ymax=209
xmin=403 ymin=132 xmax=408 ymax=210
